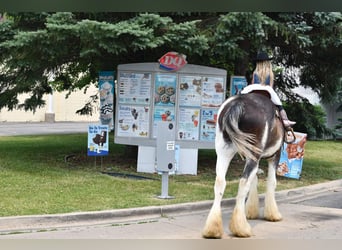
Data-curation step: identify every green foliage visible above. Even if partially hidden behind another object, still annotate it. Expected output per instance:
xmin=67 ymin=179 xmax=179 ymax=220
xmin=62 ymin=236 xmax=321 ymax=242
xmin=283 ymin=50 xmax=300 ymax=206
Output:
xmin=0 ymin=12 xmax=341 ymax=139
xmin=284 ymin=101 xmax=333 ymax=139
xmin=0 ymin=12 xmax=210 ymax=111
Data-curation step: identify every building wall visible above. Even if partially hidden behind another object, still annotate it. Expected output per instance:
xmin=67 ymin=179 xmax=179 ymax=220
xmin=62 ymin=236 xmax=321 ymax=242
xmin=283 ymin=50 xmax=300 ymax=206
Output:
xmin=323 ymin=103 xmax=342 ymax=131
xmin=0 ymin=84 xmax=100 ymax=122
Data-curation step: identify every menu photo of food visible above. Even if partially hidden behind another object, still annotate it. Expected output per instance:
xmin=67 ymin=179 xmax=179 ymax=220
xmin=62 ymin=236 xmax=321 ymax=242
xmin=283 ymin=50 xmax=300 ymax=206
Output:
xmin=154 ymin=73 xmax=177 ymax=106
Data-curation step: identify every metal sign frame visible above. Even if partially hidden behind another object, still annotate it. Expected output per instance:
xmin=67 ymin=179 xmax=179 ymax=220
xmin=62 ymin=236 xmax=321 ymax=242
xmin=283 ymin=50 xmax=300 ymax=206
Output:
xmin=114 ymin=63 xmax=227 ymax=150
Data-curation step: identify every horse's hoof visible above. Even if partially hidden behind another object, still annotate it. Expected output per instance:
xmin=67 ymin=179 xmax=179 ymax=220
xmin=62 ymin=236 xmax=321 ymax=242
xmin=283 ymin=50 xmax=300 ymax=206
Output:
xmin=264 ymin=213 xmax=282 ymax=222
xmin=229 ymin=225 xmax=253 ymax=238
xmin=202 ymin=231 xmax=223 ymax=239
xmin=229 ymin=219 xmax=253 ymax=237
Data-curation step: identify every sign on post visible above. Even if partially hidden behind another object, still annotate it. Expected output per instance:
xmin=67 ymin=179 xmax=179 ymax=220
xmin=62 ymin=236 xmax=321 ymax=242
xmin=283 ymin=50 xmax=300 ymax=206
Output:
xmin=230 ymin=76 xmax=247 ymax=96
xmin=87 ymin=124 xmax=109 ymax=156
xmin=99 ymin=71 xmax=115 ymax=127
xmin=277 ymin=132 xmax=307 ymax=179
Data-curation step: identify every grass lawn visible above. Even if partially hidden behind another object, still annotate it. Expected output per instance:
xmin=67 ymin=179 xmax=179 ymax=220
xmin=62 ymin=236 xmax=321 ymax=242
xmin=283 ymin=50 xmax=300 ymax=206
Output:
xmin=0 ymin=133 xmax=341 ymax=217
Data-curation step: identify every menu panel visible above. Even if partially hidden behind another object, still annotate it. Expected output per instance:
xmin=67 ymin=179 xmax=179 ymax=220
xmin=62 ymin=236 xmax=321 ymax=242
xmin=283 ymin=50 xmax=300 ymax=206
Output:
xmin=200 ymin=108 xmax=218 ymax=141
xmin=178 ymin=75 xmax=202 ymax=107
xmin=118 ymin=72 xmax=152 ymax=104
xmin=117 ymin=105 xmax=150 ymax=138
xmin=177 ymin=107 xmax=200 ymax=140
xmin=201 ymin=76 xmax=225 ymax=107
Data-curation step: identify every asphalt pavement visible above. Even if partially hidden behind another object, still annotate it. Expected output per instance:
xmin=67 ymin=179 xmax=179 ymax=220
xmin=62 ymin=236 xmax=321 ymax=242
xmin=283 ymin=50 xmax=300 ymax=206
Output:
xmin=0 ymin=122 xmax=341 ymax=239
xmin=0 ymin=179 xmax=341 ymax=239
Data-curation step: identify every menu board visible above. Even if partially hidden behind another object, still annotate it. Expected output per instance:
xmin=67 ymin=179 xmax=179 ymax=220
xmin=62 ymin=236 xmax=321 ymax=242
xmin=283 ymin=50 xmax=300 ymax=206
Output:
xmin=118 ymin=72 xmax=152 ymax=104
xmin=201 ymin=76 xmax=225 ymax=107
xmin=115 ymin=63 xmax=227 ymax=149
xmin=116 ymin=105 xmax=150 ymax=137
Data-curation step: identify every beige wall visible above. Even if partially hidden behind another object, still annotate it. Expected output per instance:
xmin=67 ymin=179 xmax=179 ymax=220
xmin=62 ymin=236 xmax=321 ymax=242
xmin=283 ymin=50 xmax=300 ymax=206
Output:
xmin=0 ymin=84 xmax=100 ymax=122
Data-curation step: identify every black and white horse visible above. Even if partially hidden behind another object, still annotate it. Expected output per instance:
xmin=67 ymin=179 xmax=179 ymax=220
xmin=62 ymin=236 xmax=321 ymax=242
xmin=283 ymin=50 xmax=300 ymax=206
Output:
xmin=202 ymin=91 xmax=284 ymax=238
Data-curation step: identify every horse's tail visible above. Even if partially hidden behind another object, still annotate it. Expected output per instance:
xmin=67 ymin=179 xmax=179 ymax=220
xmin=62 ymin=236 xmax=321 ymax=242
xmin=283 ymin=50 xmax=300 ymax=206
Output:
xmin=220 ymin=100 xmax=262 ymax=162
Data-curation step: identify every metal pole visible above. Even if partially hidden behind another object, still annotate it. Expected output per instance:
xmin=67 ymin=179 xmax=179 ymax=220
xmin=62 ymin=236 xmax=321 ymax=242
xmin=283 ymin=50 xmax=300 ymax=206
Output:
xmin=158 ymin=171 xmax=174 ymax=199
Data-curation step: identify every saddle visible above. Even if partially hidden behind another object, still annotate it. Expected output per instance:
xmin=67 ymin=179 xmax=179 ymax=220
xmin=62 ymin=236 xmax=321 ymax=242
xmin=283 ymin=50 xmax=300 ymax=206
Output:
xmin=251 ymin=89 xmax=271 ymax=99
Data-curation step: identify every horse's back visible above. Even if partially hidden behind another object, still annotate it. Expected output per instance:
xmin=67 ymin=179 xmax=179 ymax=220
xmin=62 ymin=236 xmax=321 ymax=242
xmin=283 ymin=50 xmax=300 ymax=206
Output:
xmin=230 ymin=92 xmax=276 ymax=132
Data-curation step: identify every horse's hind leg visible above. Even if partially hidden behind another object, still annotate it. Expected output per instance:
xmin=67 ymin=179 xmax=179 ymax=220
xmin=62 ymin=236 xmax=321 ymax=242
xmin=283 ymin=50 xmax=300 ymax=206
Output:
xmin=245 ymin=172 xmax=260 ymax=219
xmin=229 ymin=159 xmax=258 ymax=237
xmin=202 ymin=144 xmax=235 ymax=239
xmin=264 ymin=157 xmax=282 ymax=221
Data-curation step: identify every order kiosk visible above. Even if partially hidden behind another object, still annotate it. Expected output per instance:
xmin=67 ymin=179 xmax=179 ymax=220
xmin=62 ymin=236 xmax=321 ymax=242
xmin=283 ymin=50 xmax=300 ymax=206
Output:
xmin=114 ymin=61 xmax=227 ymax=175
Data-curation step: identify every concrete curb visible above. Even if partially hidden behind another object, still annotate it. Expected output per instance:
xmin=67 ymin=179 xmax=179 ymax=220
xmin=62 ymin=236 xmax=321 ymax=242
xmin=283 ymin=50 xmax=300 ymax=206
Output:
xmin=0 ymin=179 xmax=341 ymax=233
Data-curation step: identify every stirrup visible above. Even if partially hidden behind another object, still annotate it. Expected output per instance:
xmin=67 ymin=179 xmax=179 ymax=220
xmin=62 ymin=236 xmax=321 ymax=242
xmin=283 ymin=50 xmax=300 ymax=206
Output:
xmin=284 ymin=127 xmax=296 ymax=144
xmin=283 ymin=119 xmax=296 ymax=127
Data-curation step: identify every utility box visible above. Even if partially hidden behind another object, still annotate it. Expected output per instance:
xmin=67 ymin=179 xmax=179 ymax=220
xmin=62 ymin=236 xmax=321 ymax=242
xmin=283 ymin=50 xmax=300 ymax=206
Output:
xmin=156 ymin=122 xmax=176 ymax=172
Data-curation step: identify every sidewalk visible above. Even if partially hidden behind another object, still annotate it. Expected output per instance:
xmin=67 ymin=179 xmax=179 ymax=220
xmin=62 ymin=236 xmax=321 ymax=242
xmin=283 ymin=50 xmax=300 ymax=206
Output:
xmin=0 ymin=179 xmax=341 ymax=238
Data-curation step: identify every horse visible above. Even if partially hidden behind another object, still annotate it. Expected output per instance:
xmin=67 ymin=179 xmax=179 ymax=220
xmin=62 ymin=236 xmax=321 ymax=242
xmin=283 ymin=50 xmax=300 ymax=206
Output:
xmin=202 ymin=91 xmax=285 ymax=238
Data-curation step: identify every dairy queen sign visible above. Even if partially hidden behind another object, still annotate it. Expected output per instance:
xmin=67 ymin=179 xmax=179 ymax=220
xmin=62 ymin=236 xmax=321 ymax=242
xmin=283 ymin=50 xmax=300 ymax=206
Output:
xmin=159 ymin=52 xmax=187 ymax=71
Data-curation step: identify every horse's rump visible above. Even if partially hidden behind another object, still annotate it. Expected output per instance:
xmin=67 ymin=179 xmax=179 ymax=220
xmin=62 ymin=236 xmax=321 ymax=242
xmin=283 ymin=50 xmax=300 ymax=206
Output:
xmin=217 ymin=92 xmax=282 ymax=161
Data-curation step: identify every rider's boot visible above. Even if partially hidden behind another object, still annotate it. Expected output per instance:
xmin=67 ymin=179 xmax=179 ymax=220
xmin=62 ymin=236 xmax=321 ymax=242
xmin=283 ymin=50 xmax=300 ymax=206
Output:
xmin=279 ymin=108 xmax=296 ymax=129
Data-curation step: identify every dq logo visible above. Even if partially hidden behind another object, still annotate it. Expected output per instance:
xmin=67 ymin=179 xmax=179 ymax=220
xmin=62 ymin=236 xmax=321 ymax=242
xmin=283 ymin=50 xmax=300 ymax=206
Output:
xmin=159 ymin=52 xmax=187 ymax=71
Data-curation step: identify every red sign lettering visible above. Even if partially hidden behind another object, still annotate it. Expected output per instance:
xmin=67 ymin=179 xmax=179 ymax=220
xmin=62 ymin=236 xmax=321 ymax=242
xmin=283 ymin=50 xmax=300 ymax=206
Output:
xmin=159 ymin=52 xmax=187 ymax=71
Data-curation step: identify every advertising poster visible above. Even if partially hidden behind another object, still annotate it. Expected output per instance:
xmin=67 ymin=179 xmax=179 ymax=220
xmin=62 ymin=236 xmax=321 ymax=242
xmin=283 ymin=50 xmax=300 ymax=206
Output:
xmin=99 ymin=71 xmax=115 ymax=126
xmin=177 ymin=107 xmax=200 ymax=140
xmin=178 ymin=75 xmax=202 ymax=107
xmin=152 ymin=106 xmax=175 ymax=137
xmin=87 ymin=125 xmax=109 ymax=156
xmin=201 ymin=76 xmax=225 ymax=107
xmin=154 ymin=73 xmax=177 ymax=106
xmin=200 ymin=108 xmax=218 ymax=141
xmin=117 ymin=105 xmax=150 ymax=137
xmin=230 ymin=76 xmax=247 ymax=96
xmin=118 ymin=72 xmax=152 ymax=104
xmin=277 ymin=132 xmax=307 ymax=179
